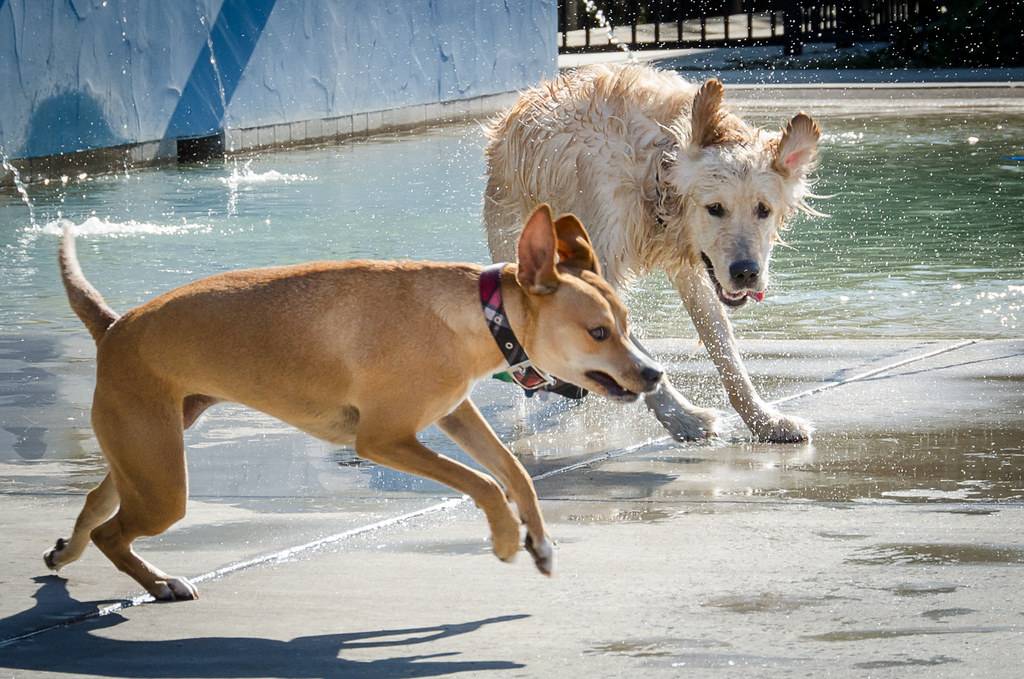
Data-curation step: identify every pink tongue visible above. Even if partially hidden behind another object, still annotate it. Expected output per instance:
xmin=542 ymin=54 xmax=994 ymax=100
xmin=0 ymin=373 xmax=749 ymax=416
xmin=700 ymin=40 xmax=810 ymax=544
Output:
xmin=749 ymin=291 xmax=766 ymax=302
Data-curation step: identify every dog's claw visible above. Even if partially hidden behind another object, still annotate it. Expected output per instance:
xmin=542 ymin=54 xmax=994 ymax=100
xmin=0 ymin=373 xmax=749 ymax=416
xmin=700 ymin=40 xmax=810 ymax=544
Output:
xmin=525 ymin=533 xmax=555 ymax=576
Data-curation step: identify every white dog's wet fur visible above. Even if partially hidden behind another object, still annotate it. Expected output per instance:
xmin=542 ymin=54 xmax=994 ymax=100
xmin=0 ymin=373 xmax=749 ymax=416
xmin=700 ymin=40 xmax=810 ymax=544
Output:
xmin=484 ymin=64 xmax=821 ymax=443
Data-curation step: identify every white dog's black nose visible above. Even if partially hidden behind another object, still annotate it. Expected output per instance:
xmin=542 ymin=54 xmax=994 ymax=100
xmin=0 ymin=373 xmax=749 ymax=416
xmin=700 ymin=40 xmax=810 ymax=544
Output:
xmin=729 ymin=259 xmax=760 ymax=287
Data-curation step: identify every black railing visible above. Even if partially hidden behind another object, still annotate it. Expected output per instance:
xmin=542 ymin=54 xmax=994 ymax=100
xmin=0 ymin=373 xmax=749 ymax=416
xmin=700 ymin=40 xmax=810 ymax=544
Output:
xmin=558 ymin=0 xmax=931 ymax=55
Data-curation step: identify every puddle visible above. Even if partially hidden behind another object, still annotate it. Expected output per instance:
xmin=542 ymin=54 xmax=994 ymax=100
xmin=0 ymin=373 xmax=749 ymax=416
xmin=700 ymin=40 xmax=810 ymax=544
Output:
xmin=586 ymin=637 xmax=728 ymax=658
xmin=854 ymin=655 xmax=961 ymax=669
xmin=805 ymin=626 xmax=1007 ymax=642
xmin=921 ymin=608 xmax=976 ymax=621
xmin=703 ymin=593 xmax=845 ymax=614
xmin=536 ymin=425 xmax=1024 ymax=510
xmin=815 ymin=531 xmax=871 ymax=541
xmin=935 ymin=507 xmax=1001 ymax=516
xmin=558 ymin=504 xmax=675 ymax=524
xmin=849 ymin=543 xmax=1024 ymax=566
xmin=885 ymin=583 xmax=959 ymax=597
xmin=667 ymin=651 xmax=801 ymax=669
xmin=586 ymin=640 xmax=674 ymax=658
xmin=781 ymin=429 xmax=1024 ymax=504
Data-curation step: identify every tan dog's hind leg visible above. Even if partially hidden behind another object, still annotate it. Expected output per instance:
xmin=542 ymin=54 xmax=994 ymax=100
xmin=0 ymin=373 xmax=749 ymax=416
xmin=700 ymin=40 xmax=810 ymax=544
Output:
xmin=43 ymin=472 xmax=119 ymax=571
xmin=438 ymin=400 xmax=554 ymax=575
xmin=356 ymin=430 xmax=522 ymax=565
xmin=88 ymin=396 xmax=198 ymax=601
xmin=182 ymin=394 xmax=220 ymax=429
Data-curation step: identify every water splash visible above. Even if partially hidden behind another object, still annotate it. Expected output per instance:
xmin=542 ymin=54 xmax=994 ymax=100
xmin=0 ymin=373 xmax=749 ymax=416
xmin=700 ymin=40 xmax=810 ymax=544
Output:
xmin=219 ymin=160 xmax=317 ymax=216
xmin=0 ymin=146 xmax=37 ymax=228
xmin=198 ymin=9 xmax=231 ymax=150
xmin=582 ymin=0 xmax=636 ymax=62
xmin=219 ymin=160 xmax=317 ymax=188
xmin=40 ymin=216 xmax=212 ymax=238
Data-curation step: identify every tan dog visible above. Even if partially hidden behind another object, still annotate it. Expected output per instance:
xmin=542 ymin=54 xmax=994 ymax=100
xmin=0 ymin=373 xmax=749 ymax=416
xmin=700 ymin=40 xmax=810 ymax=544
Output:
xmin=44 ymin=205 xmax=663 ymax=601
xmin=484 ymin=64 xmax=821 ymax=443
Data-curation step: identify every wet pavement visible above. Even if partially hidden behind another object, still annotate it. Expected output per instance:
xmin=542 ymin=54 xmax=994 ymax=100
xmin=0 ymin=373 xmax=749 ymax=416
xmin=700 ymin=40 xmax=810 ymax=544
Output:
xmin=2 ymin=83 xmax=1022 ymax=676
xmin=1 ymin=337 xmax=1021 ymax=677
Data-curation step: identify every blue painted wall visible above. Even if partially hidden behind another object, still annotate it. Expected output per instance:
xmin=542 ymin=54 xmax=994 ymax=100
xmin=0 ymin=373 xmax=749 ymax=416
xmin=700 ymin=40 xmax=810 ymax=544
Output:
xmin=0 ymin=0 xmax=556 ymax=159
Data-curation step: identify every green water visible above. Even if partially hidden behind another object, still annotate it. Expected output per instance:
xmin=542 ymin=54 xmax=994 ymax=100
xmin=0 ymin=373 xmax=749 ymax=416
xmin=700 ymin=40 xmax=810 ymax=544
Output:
xmin=629 ymin=110 xmax=1024 ymax=338
xmin=2 ymin=109 xmax=1021 ymax=340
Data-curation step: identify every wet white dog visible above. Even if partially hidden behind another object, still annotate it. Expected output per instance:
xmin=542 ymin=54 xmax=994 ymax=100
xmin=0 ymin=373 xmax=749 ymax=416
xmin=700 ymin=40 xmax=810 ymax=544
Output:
xmin=483 ymin=64 xmax=821 ymax=442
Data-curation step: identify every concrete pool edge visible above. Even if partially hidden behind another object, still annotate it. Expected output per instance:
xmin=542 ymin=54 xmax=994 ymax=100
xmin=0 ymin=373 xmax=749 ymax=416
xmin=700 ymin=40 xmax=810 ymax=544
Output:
xmin=5 ymin=79 xmax=1022 ymax=191
xmin=1 ymin=90 xmax=520 ymax=190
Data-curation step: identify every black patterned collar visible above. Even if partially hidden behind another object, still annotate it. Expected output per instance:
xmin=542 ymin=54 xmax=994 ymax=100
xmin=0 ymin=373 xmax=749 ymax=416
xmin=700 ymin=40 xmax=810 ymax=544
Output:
xmin=479 ymin=263 xmax=587 ymax=400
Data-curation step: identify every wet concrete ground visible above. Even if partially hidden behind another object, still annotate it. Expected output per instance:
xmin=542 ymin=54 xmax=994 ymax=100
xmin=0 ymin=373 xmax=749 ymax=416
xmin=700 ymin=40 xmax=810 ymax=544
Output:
xmin=1 ymin=337 xmax=1021 ymax=677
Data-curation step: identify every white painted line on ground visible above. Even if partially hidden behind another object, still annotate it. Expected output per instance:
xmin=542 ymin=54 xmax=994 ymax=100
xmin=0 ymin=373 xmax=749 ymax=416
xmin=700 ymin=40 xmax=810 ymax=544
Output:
xmin=0 ymin=338 xmax=980 ymax=648
xmin=768 ymin=338 xmax=978 ymax=408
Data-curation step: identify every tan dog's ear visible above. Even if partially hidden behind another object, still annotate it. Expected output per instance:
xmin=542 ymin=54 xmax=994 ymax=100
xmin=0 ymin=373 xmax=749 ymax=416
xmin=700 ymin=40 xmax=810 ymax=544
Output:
xmin=554 ymin=214 xmax=601 ymax=277
xmin=774 ymin=112 xmax=821 ymax=178
xmin=516 ymin=204 xmax=560 ymax=295
xmin=690 ymin=78 xmax=727 ymax=149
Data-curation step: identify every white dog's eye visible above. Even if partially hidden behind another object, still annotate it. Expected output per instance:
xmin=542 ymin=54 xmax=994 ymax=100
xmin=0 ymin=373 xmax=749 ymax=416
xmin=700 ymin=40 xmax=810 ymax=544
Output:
xmin=588 ymin=326 xmax=610 ymax=341
xmin=706 ymin=203 xmax=725 ymax=218
xmin=756 ymin=202 xmax=771 ymax=219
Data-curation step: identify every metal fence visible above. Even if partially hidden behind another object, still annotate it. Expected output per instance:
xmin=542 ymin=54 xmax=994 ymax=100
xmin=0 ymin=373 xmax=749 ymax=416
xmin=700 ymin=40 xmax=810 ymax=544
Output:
xmin=558 ymin=1 xmax=934 ymax=55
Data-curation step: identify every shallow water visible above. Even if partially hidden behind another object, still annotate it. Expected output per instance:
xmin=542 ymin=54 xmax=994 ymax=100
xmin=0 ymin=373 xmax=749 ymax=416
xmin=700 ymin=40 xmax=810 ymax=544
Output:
xmin=2 ymin=110 xmax=1022 ymax=340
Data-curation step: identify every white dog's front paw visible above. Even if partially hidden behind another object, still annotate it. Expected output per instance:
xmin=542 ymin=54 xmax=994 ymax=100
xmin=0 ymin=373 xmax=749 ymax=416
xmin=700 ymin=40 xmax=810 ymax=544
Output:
xmin=749 ymin=411 xmax=812 ymax=443
xmin=645 ymin=383 xmax=722 ymax=441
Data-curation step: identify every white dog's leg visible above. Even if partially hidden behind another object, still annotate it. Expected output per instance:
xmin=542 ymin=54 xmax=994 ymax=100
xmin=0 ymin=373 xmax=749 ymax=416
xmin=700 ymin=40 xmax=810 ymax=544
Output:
xmin=631 ymin=334 xmax=722 ymax=441
xmin=675 ymin=268 xmax=811 ymax=443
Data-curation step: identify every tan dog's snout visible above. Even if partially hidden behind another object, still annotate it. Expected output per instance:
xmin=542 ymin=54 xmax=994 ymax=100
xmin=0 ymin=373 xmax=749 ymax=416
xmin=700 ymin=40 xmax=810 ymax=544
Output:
xmin=638 ymin=361 xmax=664 ymax=393
xmin=629 ymin=344 xmax=665 ymax=394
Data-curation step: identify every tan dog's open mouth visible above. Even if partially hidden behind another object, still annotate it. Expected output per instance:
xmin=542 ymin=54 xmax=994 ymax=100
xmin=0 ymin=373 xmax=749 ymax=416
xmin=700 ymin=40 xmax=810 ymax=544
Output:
xmin=701 ymin=253 xmax=765 ymax=308
xmin=585 ymin=370 xmax=639 ymax=402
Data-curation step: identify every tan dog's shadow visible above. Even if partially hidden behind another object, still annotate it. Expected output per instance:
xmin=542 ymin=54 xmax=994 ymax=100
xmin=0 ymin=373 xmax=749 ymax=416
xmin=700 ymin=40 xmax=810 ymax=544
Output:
xmin=0 ymin=576 xmax=528 ymax=677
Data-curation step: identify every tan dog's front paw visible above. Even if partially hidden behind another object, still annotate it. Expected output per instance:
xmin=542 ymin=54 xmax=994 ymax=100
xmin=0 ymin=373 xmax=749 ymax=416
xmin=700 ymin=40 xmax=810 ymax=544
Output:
xmin=43 ymin=537 xmax=69 ymax=571
xmin=525 ymin=533 xmax=555 ymax=576
xmin=751 ymin=411 xmax=812 ymax=443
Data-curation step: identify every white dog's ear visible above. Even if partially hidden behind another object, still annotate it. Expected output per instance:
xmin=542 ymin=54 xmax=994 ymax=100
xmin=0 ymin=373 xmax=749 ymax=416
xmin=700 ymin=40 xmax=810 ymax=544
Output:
xmin=516 ymin=204 xmax=561 ymax=294
xmin=690 ymin=78 xmax=727 ymax=149
xmin=774 ymin=112 xmax=821 ymax=178
xmin=554 ymin=214 xmax=601 ymax=277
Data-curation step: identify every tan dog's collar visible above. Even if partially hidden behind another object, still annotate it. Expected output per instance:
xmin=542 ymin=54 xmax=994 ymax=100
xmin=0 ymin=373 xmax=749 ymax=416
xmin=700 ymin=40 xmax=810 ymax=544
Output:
xmin=480 ymin=264 xmax=588 ymax=400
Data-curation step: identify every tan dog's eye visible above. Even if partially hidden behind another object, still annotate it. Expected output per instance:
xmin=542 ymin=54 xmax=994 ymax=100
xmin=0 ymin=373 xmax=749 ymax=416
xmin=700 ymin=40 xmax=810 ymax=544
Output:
xmin=756 ymin=202 xmax=771 ymax=219
xmin=706 ymin=203 xmax=725 ymax=218
xmin=588 ymin=326 xmax=610 ymax=341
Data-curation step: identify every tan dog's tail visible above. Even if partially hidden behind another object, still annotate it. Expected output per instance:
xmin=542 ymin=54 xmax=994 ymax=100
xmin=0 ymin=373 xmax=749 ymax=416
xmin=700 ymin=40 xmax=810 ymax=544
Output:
xmin=59 ymin=224 xmax=120 ymax=343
